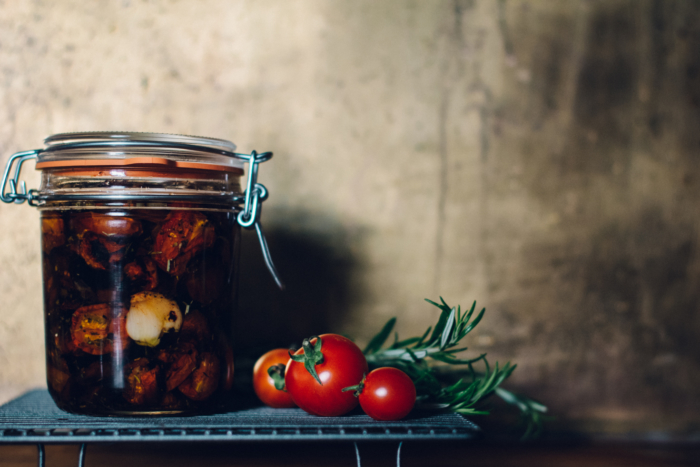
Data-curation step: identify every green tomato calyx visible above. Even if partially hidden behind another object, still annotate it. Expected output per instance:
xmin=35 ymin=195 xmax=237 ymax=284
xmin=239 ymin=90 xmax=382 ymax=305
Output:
xmin=267 ymin=363 xmax=287 ymax=391
xmin=289 ymin=336 xmax=325 ymax=385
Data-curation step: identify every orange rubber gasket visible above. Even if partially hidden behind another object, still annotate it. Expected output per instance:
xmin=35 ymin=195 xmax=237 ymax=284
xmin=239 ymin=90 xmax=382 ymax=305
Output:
xmin=36 ymin=157 xmax=243 ymax=174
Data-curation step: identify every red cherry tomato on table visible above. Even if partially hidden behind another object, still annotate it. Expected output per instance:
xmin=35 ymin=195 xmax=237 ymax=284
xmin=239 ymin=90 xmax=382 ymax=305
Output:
xmin=253 ymin=349 xmax=296 ymax=408
xmin=285 ymin=334 xmax=368 ymax=417
xmin=356 ymin=367 xmax=416 ymax=421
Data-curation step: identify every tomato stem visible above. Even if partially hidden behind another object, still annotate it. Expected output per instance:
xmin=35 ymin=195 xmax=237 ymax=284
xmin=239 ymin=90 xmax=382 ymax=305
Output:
xmin=342 ymin=373 xmax=366 ymax=397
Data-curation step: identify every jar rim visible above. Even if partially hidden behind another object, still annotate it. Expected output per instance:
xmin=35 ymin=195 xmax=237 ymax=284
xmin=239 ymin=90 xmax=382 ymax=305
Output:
xmin=44 ymin=132 xmax=237 ymax=152
xmin=37 ymin=132 xmax=244 ymax=172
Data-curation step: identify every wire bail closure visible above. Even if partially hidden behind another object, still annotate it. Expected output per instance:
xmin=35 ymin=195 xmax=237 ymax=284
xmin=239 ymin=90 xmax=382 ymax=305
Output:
xmin=1 ymin=145 xmax=284 ymax=289
xmin=233 ymin=150 xmax=285 ymax=290
xmin=0 ymin=149 xmax=40 ymax=206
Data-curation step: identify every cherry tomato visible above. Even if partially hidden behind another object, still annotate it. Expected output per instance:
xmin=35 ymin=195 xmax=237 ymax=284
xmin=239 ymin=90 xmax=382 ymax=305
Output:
xmin=285 ymin=334 xmax=368 ymax=417
xmin=253 ymin=349 xmax=296 ymax=408
xmin=357 ymin=367 xmax=416 ymax=421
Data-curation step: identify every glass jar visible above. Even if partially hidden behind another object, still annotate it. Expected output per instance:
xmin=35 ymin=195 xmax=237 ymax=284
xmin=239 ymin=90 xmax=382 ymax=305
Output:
xmin=1 ymin=132 xmax=282 ymax=416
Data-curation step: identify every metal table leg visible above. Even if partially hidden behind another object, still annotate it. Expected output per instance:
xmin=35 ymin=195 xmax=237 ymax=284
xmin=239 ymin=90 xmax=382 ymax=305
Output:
xmin=37 ymin=444 xmax=44 ymax=467
xmin=353 ymin=441 xmax=404 ymax=467
xmin=37 ymin=443 xmax=86 ymax=467
xmin=78 ymin=443 xmax=87 ymax=467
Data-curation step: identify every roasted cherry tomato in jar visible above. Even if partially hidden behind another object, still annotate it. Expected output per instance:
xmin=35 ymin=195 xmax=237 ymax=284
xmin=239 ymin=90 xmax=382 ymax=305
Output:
xmin=157 ymin=342 xmax=199 ymax=392
xmin=124 ymin=257 xmax=159 ymax=291
xmin=253 ymin=349 xmax=296 ymax=409
xmin=41 ymin=217 xmax=65 ymax=253
xmin=285 ymin=334 xmax=368 ymax=417
xmin=70 ymin=214 xmax=142 ymax=270
xmin=180 ymin=310 xmax=211 ymax=342
xmin=346 ymin=367 xmax=416 ymax=421
xmin=70 ymin=303 xmax=130 ymax=356
xmin=152 ymin=211 xmax=215 ymax=276
xmin=178 ymin=352 xmax=221 ymax=401
xmin=124 ymin=358 xmax=160 ymax=406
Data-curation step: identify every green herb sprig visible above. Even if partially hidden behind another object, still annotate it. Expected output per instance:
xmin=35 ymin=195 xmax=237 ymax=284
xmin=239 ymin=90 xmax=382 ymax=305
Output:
xmin=363 ymin=297 xmax=547 ymax=439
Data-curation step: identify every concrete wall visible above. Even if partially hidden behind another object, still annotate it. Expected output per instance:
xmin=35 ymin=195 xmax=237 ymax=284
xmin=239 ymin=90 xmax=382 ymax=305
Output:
xmin=1 ymin=0 xmax=699 ymax=435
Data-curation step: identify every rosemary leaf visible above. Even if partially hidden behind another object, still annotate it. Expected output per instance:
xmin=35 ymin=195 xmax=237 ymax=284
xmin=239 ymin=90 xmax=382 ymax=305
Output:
xmin=363 ymin=317 xmax=396 ymax=355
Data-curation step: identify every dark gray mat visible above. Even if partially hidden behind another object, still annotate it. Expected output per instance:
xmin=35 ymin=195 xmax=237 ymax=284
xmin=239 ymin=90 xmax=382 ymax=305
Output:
xmin=0 ymin=389 xmax=480 ymax=443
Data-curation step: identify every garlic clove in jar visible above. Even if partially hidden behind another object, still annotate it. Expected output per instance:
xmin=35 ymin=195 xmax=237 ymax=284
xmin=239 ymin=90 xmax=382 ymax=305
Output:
xmin=126 ymin=292 xmax=183 ymax=347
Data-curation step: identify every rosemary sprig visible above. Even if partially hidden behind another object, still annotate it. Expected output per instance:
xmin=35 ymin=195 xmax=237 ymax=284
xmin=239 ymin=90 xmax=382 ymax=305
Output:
xmin=495 ymin=387 xmax=549 ymax=439
xmin=363 ymin=297 xmax=547 ymax=439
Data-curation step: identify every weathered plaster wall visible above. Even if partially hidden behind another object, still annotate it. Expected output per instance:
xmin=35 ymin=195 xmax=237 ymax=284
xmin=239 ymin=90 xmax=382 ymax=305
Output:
xmin=1 ymin=0 xmax=699 ymax=435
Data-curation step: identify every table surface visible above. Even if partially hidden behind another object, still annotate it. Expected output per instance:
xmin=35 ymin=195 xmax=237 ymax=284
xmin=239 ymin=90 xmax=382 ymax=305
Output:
xmin=0 ymin=389 xmax=479 ymax=443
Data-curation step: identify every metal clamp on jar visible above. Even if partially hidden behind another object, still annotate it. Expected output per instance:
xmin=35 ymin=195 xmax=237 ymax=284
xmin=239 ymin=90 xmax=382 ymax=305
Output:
xmin=1 ymin=132 xmax=282 ymax=416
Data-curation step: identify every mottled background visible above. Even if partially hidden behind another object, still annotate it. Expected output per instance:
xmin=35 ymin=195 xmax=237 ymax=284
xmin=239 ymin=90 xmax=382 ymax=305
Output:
xmin=1 ymin=0 xmax=699 ymax=437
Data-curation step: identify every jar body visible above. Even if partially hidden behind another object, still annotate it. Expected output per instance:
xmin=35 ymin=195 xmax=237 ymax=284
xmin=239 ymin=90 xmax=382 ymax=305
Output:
xmin=8 ymin=132 xmax=263 ymax=416
xmin=42 ymin=203 xmax=239 ymax=415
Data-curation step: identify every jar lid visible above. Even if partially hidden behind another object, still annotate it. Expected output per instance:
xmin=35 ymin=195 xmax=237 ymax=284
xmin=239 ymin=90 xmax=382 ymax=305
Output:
xmin=36 ymin=132 xmax=243 ymax=173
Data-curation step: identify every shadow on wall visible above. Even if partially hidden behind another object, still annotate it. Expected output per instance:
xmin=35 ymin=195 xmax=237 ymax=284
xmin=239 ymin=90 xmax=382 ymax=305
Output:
xmin=234 ymin=209 xmax=362 ymax=352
